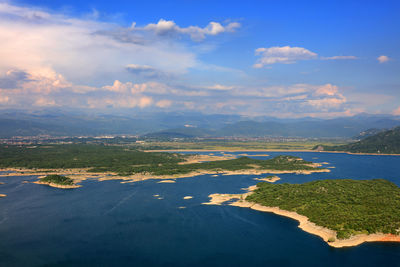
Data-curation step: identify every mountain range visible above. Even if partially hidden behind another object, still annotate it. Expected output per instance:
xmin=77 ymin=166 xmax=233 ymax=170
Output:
xmin=1 ymin=110 xmax=400 ymax=139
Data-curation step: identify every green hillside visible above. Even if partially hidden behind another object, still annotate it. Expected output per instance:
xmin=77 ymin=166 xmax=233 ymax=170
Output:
xmin=247 ymin=179 xmax=400 ymax=239
xmin=317 ymin=126 xmax=400 ymax=154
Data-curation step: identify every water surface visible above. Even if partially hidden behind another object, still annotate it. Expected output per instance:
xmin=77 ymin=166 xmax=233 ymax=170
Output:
xmin=1 ymin=152 xmax=400 ymax=266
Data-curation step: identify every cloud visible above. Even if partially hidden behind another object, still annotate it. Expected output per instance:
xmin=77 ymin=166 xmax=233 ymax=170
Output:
xmin=393 ymin=106 xmax=400 ymax=116
xmin=205 ymin=84 xmax=234 ymax=91
xmin=0 ymin=94 xmax=9 ymax=103
xmin=0 ymin=2 xmax=197 ymax=85
xmin=132 ymin=19 xmax=241 ymax=41
xmin=156 ymin=99 xmax=172 ymax=108
xmin=321 ymin=56 xmax=358 ymax=60
xmin=34 ymin=97 xmax=57 ymax=107
xmin=377 ymin=55 xmax=390 ymax=63
xmin=253 ymin=46 xmax=317 ymax=68
xmin=0 ymin=69 xmax=31 ymax=89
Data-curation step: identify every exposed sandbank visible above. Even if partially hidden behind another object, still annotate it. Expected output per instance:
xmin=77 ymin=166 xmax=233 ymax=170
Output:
xmin=238 ymin=153 xmax=270 ymax=157
xmin=0 ymin=164 xmax=329 ymax=186
xmin=178 ymin=154 xmax=236 ymax=164
xmin=146 ymin=149 xmax=400 ymax=156
xmin=254 ymin=176 xmax=280 ymax=183
xmin=157 ymin=180 xmax=176 ymax=183
xmin=202 ymin=186 xmax=400 ymax=248
xmin=33 ymin=181 xmax=81 ymax=189
xmin=183 ymin=196 xmax=193 ymax=200
xmin=0 ymin=193 xmax=6 ymax=197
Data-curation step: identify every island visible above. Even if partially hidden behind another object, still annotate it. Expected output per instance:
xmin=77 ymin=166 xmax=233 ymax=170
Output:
xmin=203 ymin=179 xmax=400 ymax=248
xmin=254 ymin=175 xmax=280 ymax=183
xmin=34 ymin=174 xmax=81 ymax=189
xmin=0 ymin=144 xmax=329 ymax=184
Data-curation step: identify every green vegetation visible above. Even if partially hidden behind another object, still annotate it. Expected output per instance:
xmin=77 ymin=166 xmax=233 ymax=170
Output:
xmin=40 ymin=175 xmax=75 ymax=186
xmin=0 ymin=144 xmax=185 ymax=175
xmin=317 ymin=126 xmax=400 ymax=154
xmin=135 ymin=140 xmax=343 ymax=151
xmin=246 ymin=179 xmax=400 ymax=239
xmin=0 ymin=144 xmax=323 ymax=176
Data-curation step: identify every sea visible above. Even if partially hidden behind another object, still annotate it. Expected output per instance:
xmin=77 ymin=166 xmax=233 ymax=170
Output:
xmin=1 ymin=151 xmax=400 ymax=266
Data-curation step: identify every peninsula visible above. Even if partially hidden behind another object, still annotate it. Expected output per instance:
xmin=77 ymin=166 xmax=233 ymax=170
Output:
xmin=203 ymin=179 xmax=400 ymax=248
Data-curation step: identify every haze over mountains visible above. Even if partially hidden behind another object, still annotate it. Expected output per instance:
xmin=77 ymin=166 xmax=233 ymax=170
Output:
xmin=1 ymin=110 xmax=400 ymax=139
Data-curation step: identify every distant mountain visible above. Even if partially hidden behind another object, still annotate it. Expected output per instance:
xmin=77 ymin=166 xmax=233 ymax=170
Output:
xmin=142 ymin=127 xmax=215 ymax=139
xmin=318 ymin=127 xmax=400 ymax=154
xmin=0 ymin=110 xmax=241 ymax=137
xmin=1 ymin=110 xmax=399 ymax=138
xmin=146 ymin=114 xmax=400 ymax=139
xmin=216 ymin=115 xmax=400 ymax=138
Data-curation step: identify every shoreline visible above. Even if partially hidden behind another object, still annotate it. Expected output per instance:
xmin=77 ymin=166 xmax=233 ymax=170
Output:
xmin=202 ymin=187 xmax=400 ymax=248
xmin=146 ymin=149 xmax=400 ymax=156
xmin=0 ymin=165 xmax=329 ymax=184
xmin=33 ymin=181 xmax=81 ymax=189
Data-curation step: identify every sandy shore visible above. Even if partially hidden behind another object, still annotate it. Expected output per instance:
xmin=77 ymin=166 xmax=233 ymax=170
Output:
xmin=202 ymin=186 xmax=400 ymax=248
xmin=183 ymin=196 xmax=193 ymax=200
xmin=33 ymin=181 xmax=81 ymax=189
xmin=0 ymin=193 xmax=6 ymax=197
xmin=238 ymin=153 xmax=270 ymax=157
xmin=0 ymin=164 xmax=329 ymax=186
xmin=178 ymin=154 xmax=236 ymax=164
xmin=146 ymin=149 xmax=400 ymax=156
xmin=254 ymin=176 xmax=280 ymax=183
xmin=157 ymin=180 xmax=176 ymax=183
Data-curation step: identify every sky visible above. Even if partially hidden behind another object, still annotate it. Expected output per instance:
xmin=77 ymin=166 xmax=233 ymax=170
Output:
xmin=0 ymin=0 xmax=399 ymax=118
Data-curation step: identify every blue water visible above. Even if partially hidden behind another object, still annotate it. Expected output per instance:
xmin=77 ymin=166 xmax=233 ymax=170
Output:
xmin=1 ymin=152 xmax=400 ymax=266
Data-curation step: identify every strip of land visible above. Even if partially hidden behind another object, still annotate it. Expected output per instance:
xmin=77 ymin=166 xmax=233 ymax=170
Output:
xmin=0 ymin=147 xmax=329 ymax=186
xmin=33 ymin=181 xmax=81 ymax=189
xmin=203 ymin=180 xmax=400 ymax=248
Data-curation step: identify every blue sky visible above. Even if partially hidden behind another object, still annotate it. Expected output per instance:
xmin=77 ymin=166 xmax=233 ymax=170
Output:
xmin=0 ymin=0 xmax=399 ymax=117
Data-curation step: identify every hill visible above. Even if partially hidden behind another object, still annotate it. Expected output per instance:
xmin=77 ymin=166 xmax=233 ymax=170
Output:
xmin=246 ymin=179 xmax=400 ymax=239
xmin=318 ymin=126 xmax=400 ymax=154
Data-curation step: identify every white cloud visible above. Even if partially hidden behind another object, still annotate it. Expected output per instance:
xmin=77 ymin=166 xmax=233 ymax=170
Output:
xmin=133 ymin=19 xmax=240 ymax=41
xmin=321 ymin=56 xmax=358 ymax=60
xmin=377 ymin=55 xmax=390 ymax=63
xmin=34 ymin=97 xmax=57 ymax=107
xmin=0 ymin=94 xmax=9 ymax=103
xmin=253 ymin=46 xmax=317 ymax=67
xmin=205 ymin=84 xmax=234 ymax=91
xmin=393 ymin=106 xmax=400 ymax=116
xmin=0 ymin=2 xmax=197 ymax=85
xmin=156 ymin=99 xmax=172 ymax=108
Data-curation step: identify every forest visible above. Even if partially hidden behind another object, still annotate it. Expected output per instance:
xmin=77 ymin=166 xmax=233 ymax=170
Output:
xmin=246 ymin=179 xmax=400 ymax=239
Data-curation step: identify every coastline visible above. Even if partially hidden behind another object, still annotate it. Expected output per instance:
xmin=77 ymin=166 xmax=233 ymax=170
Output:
xmin=146 ymin=149 xmax=400 ymax=156
xmin=203 ymin=187 xmax=400 ymax=248
xmin=33 ymin=181 xmax=81 ymax=189
xmin=0 ymin=165 xmax=330 ymax=185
